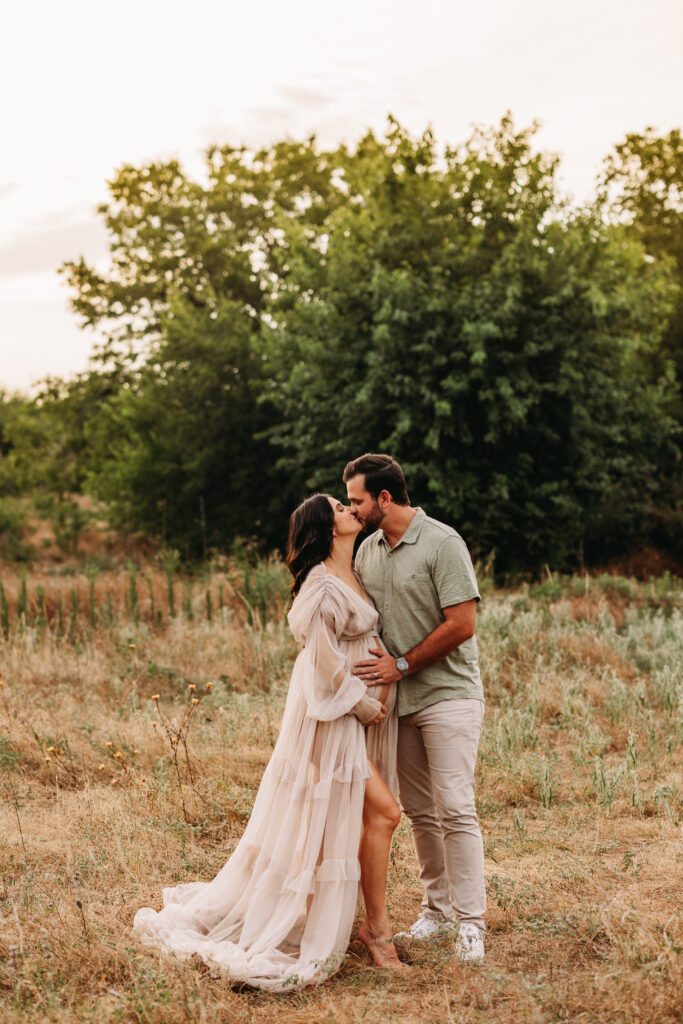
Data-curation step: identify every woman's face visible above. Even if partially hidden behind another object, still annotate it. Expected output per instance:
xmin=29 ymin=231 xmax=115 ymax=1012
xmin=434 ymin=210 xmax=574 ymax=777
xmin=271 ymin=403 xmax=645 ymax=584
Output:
xmin=327 ymin=496 xmax=362 ymax=538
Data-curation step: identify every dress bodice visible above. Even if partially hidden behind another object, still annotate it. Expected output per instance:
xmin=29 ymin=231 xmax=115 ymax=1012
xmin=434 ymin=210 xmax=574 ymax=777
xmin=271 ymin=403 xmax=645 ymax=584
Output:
xmin=288 ymin=563 xmax=380 ymax=645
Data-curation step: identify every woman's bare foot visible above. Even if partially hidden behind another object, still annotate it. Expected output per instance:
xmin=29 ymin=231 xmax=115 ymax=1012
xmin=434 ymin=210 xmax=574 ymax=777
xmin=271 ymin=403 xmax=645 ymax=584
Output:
xmin=358 ymin=922 xmax=409 ymax=970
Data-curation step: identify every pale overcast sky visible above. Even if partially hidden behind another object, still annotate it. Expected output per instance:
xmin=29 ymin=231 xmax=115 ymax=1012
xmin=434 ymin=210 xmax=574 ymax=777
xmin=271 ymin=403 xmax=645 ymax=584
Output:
xmin=1 ymin=0 xmax=681 ymax=393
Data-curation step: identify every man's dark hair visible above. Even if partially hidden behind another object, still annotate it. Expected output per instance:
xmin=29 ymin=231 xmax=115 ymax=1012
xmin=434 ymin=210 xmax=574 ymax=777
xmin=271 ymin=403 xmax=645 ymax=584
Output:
xmin=342 ymin=453 xmax=409 ymax=506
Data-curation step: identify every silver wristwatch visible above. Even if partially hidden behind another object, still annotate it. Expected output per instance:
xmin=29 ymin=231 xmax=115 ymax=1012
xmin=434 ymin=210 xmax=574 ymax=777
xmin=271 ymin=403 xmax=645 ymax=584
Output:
xmin=396 ymin=656 xmax=409 ymax=677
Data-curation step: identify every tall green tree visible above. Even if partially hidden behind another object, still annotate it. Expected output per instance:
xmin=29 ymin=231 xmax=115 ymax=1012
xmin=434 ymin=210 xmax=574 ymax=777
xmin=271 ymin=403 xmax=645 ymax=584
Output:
xmin=59 ymin=141 xmax=344 ymax=363
xmin=600 ymin=128 xmax=683 ymax=401
xmin=269 ymin=118 xmax=678 ymax=571
xmin=80 ymin=290 xmax=287 ymax=555
xmin=56 ymin=139 xmax=346 ymax=554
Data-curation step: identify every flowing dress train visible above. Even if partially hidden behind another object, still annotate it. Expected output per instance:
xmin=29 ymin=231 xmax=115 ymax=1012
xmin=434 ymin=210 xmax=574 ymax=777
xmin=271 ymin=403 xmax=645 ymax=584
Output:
xmin=133 ymin=563 xmax=397 ymax=991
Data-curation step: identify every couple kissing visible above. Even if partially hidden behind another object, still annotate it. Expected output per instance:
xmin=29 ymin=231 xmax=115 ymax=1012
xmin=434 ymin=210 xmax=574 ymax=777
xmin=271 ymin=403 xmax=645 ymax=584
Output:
xmin=134 ymin=453 xmax=486 ymax=990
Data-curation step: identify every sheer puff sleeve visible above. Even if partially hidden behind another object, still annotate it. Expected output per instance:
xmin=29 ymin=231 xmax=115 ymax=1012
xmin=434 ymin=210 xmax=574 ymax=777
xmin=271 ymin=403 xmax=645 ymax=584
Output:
xmin=287 ymin=565 xmax=382 ymax=725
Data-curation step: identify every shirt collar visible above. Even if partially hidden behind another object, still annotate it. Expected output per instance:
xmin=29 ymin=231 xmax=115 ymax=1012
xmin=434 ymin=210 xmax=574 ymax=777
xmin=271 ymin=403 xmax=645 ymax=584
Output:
xmin=375 ymin=507 xmax=426 ymax=550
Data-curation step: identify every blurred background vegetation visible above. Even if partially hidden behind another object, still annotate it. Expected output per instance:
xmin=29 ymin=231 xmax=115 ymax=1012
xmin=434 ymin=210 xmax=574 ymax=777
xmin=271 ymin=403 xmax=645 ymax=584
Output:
xmin=1 ymin=116 xmax=681 ymax=577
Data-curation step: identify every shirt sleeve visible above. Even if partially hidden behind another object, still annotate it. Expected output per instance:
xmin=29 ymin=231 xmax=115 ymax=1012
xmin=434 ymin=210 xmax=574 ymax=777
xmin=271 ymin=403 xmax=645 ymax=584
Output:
xmin=431 ymin=534 xmax=481 ymax=609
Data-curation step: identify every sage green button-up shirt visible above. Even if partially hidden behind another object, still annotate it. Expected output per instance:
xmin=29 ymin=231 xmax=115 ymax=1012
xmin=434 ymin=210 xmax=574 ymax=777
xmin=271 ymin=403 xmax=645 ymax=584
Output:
xmin=354 ymin=508 xmax=483 ymax=717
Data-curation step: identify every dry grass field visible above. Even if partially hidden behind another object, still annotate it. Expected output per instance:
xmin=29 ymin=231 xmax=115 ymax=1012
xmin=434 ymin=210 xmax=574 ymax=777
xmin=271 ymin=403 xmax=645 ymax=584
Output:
xmin=0 ymin=559 xmax=680 ymax=1023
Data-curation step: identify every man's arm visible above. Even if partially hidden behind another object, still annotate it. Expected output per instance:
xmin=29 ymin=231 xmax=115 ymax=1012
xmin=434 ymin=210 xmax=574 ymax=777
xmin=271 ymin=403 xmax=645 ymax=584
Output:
xmin=353 ymin=599 xmax=476 ymax=686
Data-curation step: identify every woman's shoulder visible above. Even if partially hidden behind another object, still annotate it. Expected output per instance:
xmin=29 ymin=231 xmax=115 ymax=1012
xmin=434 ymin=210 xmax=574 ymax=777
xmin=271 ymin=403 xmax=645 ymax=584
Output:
xmin=288 ymin=562 xmax=326 ymax=621
xmin=288 ymin=562 xmax=350 ymax=638
xmin=295 ymin=562 xmax=326 ymax=598
xmin=305 ymin=561 xmax=326 ymax=583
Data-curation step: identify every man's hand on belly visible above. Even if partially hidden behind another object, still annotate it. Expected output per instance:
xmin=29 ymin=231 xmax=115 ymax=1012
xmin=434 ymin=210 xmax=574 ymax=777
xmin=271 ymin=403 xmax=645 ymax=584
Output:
xmin=353 ymin=648 xmax=402 ymax=686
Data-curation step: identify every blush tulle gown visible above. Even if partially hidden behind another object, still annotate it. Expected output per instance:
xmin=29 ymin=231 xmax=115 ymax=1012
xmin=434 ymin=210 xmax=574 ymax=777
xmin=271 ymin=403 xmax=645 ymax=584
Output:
xmin=133 ymin=563 xmax=397 ymax=991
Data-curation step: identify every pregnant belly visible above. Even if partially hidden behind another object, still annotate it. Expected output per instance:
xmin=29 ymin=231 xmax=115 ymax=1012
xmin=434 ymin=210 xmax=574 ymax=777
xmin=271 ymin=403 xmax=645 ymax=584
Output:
xmin=344 ymin=634 xmax=396 ymax=711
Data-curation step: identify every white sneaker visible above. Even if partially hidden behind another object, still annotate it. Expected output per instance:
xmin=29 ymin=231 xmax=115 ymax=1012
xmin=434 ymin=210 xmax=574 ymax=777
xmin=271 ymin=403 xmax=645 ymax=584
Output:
xmin=456 ymin=923 xmax=485 ymax=963
xmin=394 ymin=912 xmax=457 ymax=942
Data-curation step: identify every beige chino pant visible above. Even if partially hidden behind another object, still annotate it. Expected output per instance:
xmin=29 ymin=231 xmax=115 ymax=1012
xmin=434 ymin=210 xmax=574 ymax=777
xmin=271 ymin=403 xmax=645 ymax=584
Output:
xmin=397 ymin=697 xmax=486 ymax=932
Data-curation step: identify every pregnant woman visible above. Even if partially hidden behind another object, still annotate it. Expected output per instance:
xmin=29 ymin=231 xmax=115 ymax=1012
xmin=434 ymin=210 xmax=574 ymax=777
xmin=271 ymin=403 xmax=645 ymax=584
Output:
xmin=133 ymin=494 xmax=405 ymax=990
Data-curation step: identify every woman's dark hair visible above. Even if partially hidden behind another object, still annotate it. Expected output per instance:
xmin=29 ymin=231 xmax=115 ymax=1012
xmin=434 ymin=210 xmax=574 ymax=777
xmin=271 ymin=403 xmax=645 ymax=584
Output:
xmin=342 ymin=453 xmax=409 ymax=505
xmin=286 ymin=493 xmax=334 ymax=597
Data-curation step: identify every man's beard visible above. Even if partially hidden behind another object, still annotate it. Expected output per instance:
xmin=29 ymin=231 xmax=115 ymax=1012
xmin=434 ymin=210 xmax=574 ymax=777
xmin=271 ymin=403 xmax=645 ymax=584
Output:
xmin=360 ymin=502 xmax=385 ymax=533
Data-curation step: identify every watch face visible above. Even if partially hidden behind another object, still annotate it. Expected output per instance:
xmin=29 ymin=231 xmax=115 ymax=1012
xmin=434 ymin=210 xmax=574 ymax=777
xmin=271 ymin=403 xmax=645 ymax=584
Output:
xmin=396 ymin=657 xmax=408 ymax=673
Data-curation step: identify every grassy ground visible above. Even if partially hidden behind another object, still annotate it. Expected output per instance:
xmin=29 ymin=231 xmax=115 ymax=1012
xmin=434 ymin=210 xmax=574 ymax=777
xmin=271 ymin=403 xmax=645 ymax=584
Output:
xmin=0 ymin=563 xmax=680 ymax=1023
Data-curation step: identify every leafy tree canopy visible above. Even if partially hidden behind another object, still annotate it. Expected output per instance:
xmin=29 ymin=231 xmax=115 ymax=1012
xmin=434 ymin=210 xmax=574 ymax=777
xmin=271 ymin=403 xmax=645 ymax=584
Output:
xmin=600 ymin=127 xmax=683 ymax=401
xmin=268 ymin=118 xmax=678 ymax=571
xmin=1 ymin=116 xmax=677 ymax=572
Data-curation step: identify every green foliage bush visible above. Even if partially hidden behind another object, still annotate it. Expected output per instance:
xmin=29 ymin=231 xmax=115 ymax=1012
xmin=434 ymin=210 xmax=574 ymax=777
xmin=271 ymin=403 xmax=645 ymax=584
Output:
xmin=0 ymin=499 xmax=33 ymax=562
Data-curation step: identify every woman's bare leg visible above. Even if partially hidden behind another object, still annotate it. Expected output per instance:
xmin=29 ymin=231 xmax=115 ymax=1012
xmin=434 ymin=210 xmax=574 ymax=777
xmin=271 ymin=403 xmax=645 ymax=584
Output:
xmin=358 ymin=759 xmax=405 ymax=969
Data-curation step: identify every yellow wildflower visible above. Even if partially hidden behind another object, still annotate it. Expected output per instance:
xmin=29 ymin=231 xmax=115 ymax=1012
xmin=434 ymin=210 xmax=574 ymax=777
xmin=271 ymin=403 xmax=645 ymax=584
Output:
xmin=192 ymin=698 xmax=199 ymax=705
xmin=188 ymin=684 xmax=197 ymax=692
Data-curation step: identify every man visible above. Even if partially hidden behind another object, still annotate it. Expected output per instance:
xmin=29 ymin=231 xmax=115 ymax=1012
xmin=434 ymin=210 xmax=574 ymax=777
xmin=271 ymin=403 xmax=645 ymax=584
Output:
xmin=344 ymin=452 xmax=486 ymax=964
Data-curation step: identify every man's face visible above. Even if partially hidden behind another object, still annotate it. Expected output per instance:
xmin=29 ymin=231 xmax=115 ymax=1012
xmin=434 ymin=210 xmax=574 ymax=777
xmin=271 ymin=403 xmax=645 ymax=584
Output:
xmin=346 ymin=474 xmax=385 ymax=532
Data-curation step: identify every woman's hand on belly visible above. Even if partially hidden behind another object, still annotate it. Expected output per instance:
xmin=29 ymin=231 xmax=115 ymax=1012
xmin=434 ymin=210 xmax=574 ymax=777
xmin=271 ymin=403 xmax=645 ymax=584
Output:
xmin=365 ymin=681 xmax=395 ymax=710
xmin=366 ymin=702 xmax=388 ymax=726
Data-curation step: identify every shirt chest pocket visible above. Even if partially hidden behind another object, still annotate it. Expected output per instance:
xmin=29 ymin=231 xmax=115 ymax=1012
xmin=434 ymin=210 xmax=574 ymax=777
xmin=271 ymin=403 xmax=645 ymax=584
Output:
xmin=404 ymin=568 xmax=437 ymax=609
